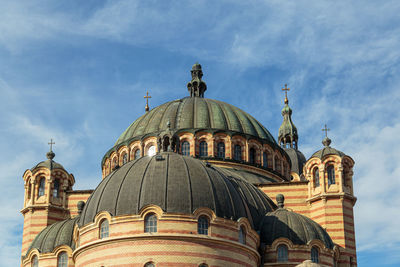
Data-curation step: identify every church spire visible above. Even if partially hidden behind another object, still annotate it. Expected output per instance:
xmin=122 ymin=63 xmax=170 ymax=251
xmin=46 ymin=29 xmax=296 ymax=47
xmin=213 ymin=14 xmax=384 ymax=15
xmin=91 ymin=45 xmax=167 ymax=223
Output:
xmin=187 ymin=62 xmax=207 ymax=97
xmin=278 ymin=84 xmax=299 ymax=149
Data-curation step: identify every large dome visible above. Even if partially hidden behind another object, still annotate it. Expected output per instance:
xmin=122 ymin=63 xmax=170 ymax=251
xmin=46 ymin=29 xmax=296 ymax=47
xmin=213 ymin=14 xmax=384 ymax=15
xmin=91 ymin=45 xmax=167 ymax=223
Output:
xmin=114 ymin=97 xmax=276 ymax=148
xmin=79 ymin=152 xmax=276 ymax=229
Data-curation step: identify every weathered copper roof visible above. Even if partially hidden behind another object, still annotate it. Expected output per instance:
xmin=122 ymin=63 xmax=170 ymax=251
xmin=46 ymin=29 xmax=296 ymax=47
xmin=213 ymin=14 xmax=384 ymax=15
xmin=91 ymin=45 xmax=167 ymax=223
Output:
xmin=31 ymin=159 xmax=65 ymax=171
xmin=311 ymin=137 xmax=345 ymax=159
xmin=284 ymin=148 xmax=306 ymax=175
xmin=26 ymin=217 xmax=78 ymax=256
xmin=79 ymin=152 xmax=276 ymax=229
xmin=260 ymin=205 xmax=334 ymax=249
xmin=115 ymin=97 xmax=276 ymax=147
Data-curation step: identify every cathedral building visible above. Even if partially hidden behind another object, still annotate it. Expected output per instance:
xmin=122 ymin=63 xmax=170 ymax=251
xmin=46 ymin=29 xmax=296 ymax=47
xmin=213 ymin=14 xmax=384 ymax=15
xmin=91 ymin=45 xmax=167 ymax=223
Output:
xmin=20 ymin=63 xmax=357 ymax=267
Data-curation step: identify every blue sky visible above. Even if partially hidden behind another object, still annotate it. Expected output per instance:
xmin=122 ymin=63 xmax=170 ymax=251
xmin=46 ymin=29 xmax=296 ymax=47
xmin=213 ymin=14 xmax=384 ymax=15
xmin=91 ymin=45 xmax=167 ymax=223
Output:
xmin=1 ymin=1 xmax=399 ymax=266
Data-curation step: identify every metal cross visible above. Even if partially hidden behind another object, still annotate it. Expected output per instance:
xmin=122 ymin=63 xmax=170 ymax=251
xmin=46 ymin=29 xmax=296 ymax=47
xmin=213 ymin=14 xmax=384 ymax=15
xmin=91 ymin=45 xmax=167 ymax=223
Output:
xmin=144 ymin=91 xmax=152 ymax=112
xmin=281 ymin=84 xmax=290 ymax=98
xmin=48 ymin=139 xmax=55 ymax=151
xmin=322 ymin=124 xmax=330 ymax=137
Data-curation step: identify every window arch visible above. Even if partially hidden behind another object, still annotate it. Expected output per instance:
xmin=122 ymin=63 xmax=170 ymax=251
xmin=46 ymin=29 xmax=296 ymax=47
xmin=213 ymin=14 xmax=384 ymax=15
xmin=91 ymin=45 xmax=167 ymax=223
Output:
xmin=217 ymin=142 xmax=225 ymax=159
xmin=182 ymin=141 xmax=190 ymax=156
xmin=38 ymin=178 xmax=45 ymax=197
xmin=199 ymin=141 xmax=208 ymax=157
xmin=147 ymin=145 xmax=156 ymax=156
xmin=275 ymin=156 xmax=281 ymax=172
xmin=57 ymin=252 xmax=68 ymax=267
xmin=144 ymin=262 xmax=155 ymax=267
xmin=327 ymin=165 xmax=335 ymax=185
xmin=53 ymin=179 xmax=60 ymax=198
xmin=238 ymin=226 xmax=246 ymax=244
xmin=263 ymin=152 xmax=268 ymax=167
xmin=314 ymin=168 xmax=320 ymax=187
xmin=134 ymin=149 xmax=141 ymax=160
xmin=249 ymin=148 xmax=256 ymax=164
xmin=32 ymin=255 xmax=38 ymax=267
xmin=99 ymin=219 xmax=109 ymax=239
xmin=198 ymin=216 xmax=209 ymax=235
xmin=311 ymin=246 xmax=319 ymax=263
xmin=122 ymin=153 xmax=128 ymax=164
xmin=199 ymin=264 xmax=208 ymax=267
xmin=277 ymin=244 xmax=288 ymax=262
xmin=234 ymin=145 xmax=242 ymax=161
xmin=144 ymin=213 xmax=157 ymax=233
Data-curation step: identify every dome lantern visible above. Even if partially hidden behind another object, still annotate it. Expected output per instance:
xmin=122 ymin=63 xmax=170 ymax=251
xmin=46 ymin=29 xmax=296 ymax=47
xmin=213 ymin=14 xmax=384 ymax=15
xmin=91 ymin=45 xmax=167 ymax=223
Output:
xmin=187 ymin=62 xmax=207 ymax=97
xmin=278 ymin=84 xmax=298 ymax=150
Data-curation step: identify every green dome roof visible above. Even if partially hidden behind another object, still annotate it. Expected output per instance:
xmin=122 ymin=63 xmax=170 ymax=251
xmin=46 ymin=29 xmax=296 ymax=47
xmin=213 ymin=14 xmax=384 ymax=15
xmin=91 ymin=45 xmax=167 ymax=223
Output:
xmin=26 ymin=217 xmax=78 ymax=256
xmin=80 ymin=152 xmax=276 ymax=229
xmin=311 ymin=137 xmax=345 ymax=159
xmin=114 ymin=97 xmax=276 ymax=148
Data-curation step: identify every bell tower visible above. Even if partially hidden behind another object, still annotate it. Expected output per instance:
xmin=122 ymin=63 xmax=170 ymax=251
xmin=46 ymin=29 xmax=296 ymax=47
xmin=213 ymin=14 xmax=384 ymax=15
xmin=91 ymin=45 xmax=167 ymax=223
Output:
xmin=304 ymin=132 xmax=357 ymax=266
xmin=20 ymin=142 xmax=75 ymax=256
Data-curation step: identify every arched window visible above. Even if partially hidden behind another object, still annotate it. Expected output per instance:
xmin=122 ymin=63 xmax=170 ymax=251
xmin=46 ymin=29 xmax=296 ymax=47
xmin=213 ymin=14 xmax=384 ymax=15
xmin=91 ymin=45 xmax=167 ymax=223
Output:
xmin=314 ymin=168 xmax=320 ymax=187
xmin=349 ymin=256 xmax=353 ymax=266
xmin=277 ymin=244 xmax=288 ymax=262
xmin=199 ymin=264 xmax=208 ymax=267
xmin=38 ymin=178 xmax=45 ymax=197
xmin=263 ymin=152 xmax=268 ymax=167
xmin=53 ymin=179 xmax=60 ymax=198
xmin=32 ymin=255 xmax=38 ymax=267
xmin=182 ymin=141 xmax=190 ymax=156
xmin=134 ymin=149 xmax=141 ymax=160
xmin=238 ymin=226 xmax=246 ymax=244
xmin=249 ymin=148 xmax=256 ymax=164
xmin=217 ymin=142 xmax=225 ymax=159
xmin=99 ymin=219 xmax=109 ymax=239
xmin=122 ymin=153 xmax=128 ymax=164
xmin=198 ymin=216 xmax=209 ymax=235
xmin=144 ymin=262 xmax=155 ymax=267
xmin=234 ymin=145 xmax=242 ymax=161
xmin=147 ymin=145 xmax=156 ymax=156
xmin=57 ymin=252 xmax=68 ymax=267
xmin=311 ymin=246 xmax=319 ymax=263
xmin=275 ymin=156 xmax=281 ymax=171
xmin=327 ymin=165 xmax=335 ymax=185
xmin=343 ymin=170 xmax=348 ymax=186
xmin=144 ymin=213 xmax=157 ymax=233
xmin=199 ymin=141 xmax=208 ymax=157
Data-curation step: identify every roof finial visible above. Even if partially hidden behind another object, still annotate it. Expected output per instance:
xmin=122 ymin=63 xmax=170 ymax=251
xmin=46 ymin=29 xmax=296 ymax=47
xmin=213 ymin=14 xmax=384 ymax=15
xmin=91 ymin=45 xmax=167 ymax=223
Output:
xmin=276 ymin=194 xmax=285 ymax=209
xmin=187 ymin=63 xmax=207 ymax=97
xmin=46 ymin=139 xmax=55 ymax=160
xmin=322 ymin=124 xmax=332 ymax=147
xmin=282 ymin=84 xmax=290 ymax=104
xmin=144 ymin=91 xmax=152 ymax=112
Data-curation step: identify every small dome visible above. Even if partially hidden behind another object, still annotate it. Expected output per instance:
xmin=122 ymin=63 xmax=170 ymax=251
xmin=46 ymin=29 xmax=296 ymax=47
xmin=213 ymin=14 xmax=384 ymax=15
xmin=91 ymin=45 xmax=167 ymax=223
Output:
xmin=259 ymin=207 xmax=334 ymax=249
xmin=284 ymin=148 xmax=306 ymax=175
xmin=192 ymin=62 xmax=202 ymax=70
xmin=26 ymin=217 xmax=78 ymax=256
xmin=31 ymin=159 xmax=65 ymax=171
xmin=80 ymin=153 xmax=276 ymax=229
xmin=311 ymin=138 xmax=345 ymax=159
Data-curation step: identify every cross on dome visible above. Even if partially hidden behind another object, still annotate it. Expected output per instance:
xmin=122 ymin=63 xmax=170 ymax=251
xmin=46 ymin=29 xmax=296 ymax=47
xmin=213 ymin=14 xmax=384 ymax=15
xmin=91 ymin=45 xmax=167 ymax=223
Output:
xmin=46 ymin=139 xmax=56 ymax=160
xmin=144 ymin=91 xmax=152 ymax=112
xmin=322 ymin=124 xmax=330 ymax=137
xmin=282 ymin=84 xmax=290 ymax=104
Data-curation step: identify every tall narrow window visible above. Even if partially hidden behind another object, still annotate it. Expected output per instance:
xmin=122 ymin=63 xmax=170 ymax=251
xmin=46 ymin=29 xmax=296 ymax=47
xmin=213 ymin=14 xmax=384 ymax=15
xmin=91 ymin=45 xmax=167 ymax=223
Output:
xmin=249 ymin=148 xmax=256 ymax=164
xmin=349 ymin=256 xmax=353 ymax=266
xmin=38 ymin=178 xmax=45 ymax=197
xmin=144 ymin=213 xmax=157 ymax=233
xmin=234 ymin=145 xmax=242 ymax=161
xmin=275 ymin=156 xmax=281 ymax=171
xmin=327 ymin=165 xmax=335 ymax=185
xmin=277 ymin=244 xmax=288 ymax=262
xmin=314 ymin=168 xmax=320 ymax=187
xmin=263 ymin=152 xmax=268 ymax=167
xmin=53 ymin=179 xmax=60 ymax=198
xmin=238 ymin=226 xmax=246 ymax=244
xmin=182 ymin=141 xmax=190 ymax=156
xmin=217 ymin=142 xmax=225 ymax=159
xmin=57 ymin=252 xmax=68 ymax=267
xmin=144 ymin=262 xmax=155 ymax=267
xmin=99 ymin=219 xmax=109 ymax=239
xmin=199 ymin=264 xmax=208 ymax=267
xmin=32 ymin=255 xmax=38 ymax=267
xmin=198 ymin=216 xmax=209 ymax=235
xmin=134 ymin=149 xmax=141 ymax=160
xmin=343 ymin=171 xmax=347 ymax=186
xmin=123 ymin=153 xmax=128 ymax=164
xmin=311 ymin=246 xmax=319 ymax=263
xmin=199 ymin=141 xmax=208 ymax=157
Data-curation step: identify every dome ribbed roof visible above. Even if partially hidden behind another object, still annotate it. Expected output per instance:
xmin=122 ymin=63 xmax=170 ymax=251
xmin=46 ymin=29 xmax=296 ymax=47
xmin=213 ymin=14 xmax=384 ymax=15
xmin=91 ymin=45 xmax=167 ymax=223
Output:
xmin=79 ymin=153 xmax=276 ymax=229
xmin=260 ymin=208 xmax=334 ymax=249
xmin=311 ymin=138 xmax=345 ymax=160
xmin=26 ymin=217 xmax=78 ymax=256
xmin=114 ymin=97 xmax=276 ymax=148
xmin=31 ymin=159 xmax=65 ymax=171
